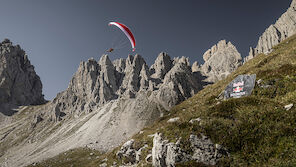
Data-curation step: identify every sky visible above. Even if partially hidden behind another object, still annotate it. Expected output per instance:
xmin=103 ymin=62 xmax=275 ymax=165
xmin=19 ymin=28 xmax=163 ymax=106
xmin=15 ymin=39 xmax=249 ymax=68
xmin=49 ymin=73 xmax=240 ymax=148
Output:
xmin=0 ymin=0 xmax=292 ymax=100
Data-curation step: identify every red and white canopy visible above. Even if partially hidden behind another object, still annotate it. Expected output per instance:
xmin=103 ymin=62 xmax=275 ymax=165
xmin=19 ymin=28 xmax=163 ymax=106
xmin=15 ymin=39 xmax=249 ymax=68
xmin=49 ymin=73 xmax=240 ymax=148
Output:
xmin=109 ymin=22 xmax=136 ymax=52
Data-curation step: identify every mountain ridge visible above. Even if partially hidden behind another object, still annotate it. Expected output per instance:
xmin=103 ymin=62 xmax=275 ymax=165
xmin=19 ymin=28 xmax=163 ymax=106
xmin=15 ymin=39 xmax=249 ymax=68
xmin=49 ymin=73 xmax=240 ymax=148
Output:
xmin=245 ymin=0 xmax=296 ymax=62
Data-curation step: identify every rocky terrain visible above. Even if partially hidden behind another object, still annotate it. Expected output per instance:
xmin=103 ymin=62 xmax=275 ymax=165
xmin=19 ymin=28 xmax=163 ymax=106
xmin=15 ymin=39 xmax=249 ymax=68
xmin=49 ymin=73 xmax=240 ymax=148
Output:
xmin=194 ymin=40 xmax=242 ymax=83
xmin=48 ymin=52 xmax=203 ymax=122
xmin=0 ymin=39 xmax=45 ymax=125
xmin=245 ymin=0 xmax=296 ymax=62
xmin=115 ymin=132 xmax=228 ymax=167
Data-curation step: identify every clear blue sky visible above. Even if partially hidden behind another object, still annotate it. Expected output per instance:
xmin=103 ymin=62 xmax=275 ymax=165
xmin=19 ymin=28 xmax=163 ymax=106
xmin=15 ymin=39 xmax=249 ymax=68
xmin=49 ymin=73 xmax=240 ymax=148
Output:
xmin=0 ymin=0 xmax=291 ymax=100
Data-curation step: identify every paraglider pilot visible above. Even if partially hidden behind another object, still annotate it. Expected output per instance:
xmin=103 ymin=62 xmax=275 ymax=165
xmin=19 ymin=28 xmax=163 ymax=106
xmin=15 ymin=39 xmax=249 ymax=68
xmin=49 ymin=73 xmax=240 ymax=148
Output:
xmin=107 ymin=48 xmax=114 ymax=52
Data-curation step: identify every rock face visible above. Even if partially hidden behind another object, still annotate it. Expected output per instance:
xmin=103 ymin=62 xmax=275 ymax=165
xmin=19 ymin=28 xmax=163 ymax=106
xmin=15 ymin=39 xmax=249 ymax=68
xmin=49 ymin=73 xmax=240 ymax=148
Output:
xmin=155 ymin=62 xmax=202 ymax=110
xmin=49 ymin=53 xmax=202 ymax=121
xmin=151 ymin=133 xmax=228 ymax=167
xmin=150 ymin=52 xmax=173 ymax=79
xmin=199 ymin=40 xmax=242 ymax=83
xmin=47 ymin=52 xmax=203 ymax=144
xmin=245 ymin=0 xmax=296 ymax=62
xmin=0 ymin=39 xmax=45 ymax=115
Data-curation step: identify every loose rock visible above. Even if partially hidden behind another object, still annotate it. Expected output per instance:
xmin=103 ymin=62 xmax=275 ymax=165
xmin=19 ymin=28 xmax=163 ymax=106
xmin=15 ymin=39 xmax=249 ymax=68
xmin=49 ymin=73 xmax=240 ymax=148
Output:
xmin=167 ymin=117 xmax=180 ymax=123
xmin=285 ymin=104 xmax=293 ymax=111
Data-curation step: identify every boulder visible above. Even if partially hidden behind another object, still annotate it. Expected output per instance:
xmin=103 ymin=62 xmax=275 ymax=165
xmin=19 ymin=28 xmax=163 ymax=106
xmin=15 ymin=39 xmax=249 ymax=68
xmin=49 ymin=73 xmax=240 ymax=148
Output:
xmin=285 ymin=104 xmax=293 ymax=111
xmin=189 ymin=134 xmax=228 ymax=166
xmin=189 ymin=118 xmax=201 ymax=124
xmin=167 ymin=117 xmax=180 ymax=123
xmin=117 ymin=139 xmax=137 ymax=164
xmin=224 ymin=74 xmax=256 ymax=99
xmin=116 ymin=139 xmax=148 ymax=164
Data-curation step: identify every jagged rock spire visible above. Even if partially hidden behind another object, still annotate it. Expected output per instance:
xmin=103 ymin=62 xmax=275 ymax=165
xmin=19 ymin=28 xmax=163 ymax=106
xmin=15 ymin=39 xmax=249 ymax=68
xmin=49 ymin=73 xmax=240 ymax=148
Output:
xmin=139 ymin=64 xmax=150 ymax=90
xmin=291 ymin=0 xmax=296 ymax=8
xmin=0 ymin=39 xmax=45 ymax=114
xmin=150 ymin=52 xmax=173 ymax=79
xmin=99 ymin=54 xmax=118 ymax=92
xmin=200 ymin=40 xmax=242 ymax=83
xmin=113 ymin=58 xmax=126 ymax=73
xmin=192 ymin=61 xmax=200 ymax=72
xmin=173 ymin=56 xmax=190 ymax=66
xmin=49 ymin=51 xmax=204 ymax=120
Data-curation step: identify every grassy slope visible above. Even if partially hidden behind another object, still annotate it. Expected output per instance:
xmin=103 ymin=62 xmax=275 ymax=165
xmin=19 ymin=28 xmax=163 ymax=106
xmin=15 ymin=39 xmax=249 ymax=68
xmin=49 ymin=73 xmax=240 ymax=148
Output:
xmin=29 ymin=35 xmax=296 ymax=167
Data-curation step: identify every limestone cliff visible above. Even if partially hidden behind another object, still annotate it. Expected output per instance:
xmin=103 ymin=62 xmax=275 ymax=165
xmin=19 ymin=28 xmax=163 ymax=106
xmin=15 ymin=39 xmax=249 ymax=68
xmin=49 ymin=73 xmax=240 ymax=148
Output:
xmin=245 ymin=0 xmax=296 ymax=62
xmin=0 ymin=39 xmax=44 ymax=116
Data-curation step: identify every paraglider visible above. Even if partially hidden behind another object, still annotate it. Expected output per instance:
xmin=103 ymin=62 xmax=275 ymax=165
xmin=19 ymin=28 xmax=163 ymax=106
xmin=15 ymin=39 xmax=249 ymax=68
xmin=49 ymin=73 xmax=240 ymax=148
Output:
xmin=108 ymin=22 xmax=136 ymax=52
xmin=107 ymin=48 xmax=114 ymax=53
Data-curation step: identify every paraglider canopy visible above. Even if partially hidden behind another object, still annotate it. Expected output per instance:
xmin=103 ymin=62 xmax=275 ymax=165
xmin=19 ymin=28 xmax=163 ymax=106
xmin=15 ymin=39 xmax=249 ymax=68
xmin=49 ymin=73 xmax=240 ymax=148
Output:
xmin=108 ymin=22 xmax=136 ymax=52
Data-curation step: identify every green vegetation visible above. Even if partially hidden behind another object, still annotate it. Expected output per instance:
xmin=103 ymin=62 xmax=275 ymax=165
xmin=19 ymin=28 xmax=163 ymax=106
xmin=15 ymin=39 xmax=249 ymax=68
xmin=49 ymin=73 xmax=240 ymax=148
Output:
xmin=28 ymin=148 xmax=102 ymax=167
xmin=28 ymin=35 xmax=296 ymax=166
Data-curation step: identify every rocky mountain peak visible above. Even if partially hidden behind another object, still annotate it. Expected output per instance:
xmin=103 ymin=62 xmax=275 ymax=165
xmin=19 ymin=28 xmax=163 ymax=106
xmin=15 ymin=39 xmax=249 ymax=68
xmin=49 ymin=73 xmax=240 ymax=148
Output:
xmin=99 ymin=54 xmax=112 ymax=66
xmin=120 ymin=54 xmax=146 ymax=95
xmin=113 ymin=58 xmax=126 ymax=73
xmin=132 ymin=54 xmax=146 ymax=70
xmin=48 ymin=52 xmax=203 ymax=120
xmin=200 ymin=40 xmax=242 ymax=83
xmin=1 ymin=38 xmax=12 ymax=45
xmin=157 ymin=61 xmax=201 ymax=109
xmin=217 ymin=39 xmax=227 ymax=48
xmin=245 ymin=0 xmax=296 ymax=62
xmin=291 ymin=0 xmax=296 ymax=8
xmin=0 ymin=39 xmax=45 ymax=115
xmin=125 ymin=54 xmax=134 ymax=68
xmin=203 ymin=40 xmax=236 ymax=62
xmin=140 ymin=63 xmax=150 ymax=76
xmin=139 ymin=64 xmax=150 ymax=90
xmin=173 ymin=56 xmax=190 ymax=66
xmin=191 ymin=61 xmax=200 ymax=72
xmin=99 ymin=54 xmax=118 ymax=92
xmin=150 ymin=52 xmax=173 ymax=79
